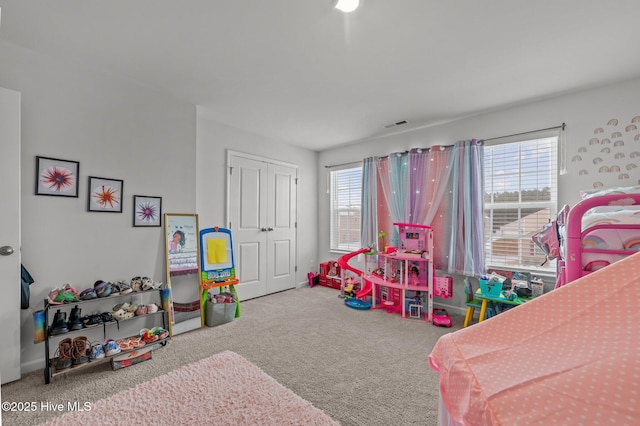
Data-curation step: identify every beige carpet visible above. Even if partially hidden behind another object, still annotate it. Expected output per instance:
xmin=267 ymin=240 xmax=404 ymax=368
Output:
xmin=1 ymin=286 xmax=461 ymax=426
xmin=42 ymin=350 xmax=338 ymax=426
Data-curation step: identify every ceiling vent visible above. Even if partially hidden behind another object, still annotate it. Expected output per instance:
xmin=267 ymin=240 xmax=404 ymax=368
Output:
xmin=384 ymin=120 xmax=408 ymax=129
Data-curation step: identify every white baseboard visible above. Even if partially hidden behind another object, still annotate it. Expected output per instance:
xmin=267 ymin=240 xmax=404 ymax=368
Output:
xmin=433 ymin=302 xmax=466 ymax=316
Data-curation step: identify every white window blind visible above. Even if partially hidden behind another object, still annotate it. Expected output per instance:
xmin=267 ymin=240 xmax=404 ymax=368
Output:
xmin=483 ymin=134 xmax=558 ymax=272
xmin=329 ymin=165 xmax=362 ymax=252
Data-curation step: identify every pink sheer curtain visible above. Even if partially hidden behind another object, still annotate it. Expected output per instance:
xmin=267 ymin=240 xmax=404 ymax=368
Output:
xmin=409 ymin=147 xmax=454 ymax=268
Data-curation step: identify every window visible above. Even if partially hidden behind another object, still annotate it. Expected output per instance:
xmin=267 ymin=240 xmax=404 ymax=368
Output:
xmin=483 ymin=134 xmax=558 ymax=272
xmin=329 ymin=165 xmax=362 ymax=252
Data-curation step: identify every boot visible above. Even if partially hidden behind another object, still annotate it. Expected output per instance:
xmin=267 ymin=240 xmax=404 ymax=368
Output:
xmin=72 ymin=336 xmax=89 ymax=365
xmin=50 ymin=310 xmax=69 ymax=335
xmin=67 ymin=305 xmax=85 ymax=331
xmin=54 ymin=338 xmax=73 ymax=371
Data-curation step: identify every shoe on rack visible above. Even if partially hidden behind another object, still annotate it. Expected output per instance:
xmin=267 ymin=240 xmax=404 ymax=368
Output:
xmin=117 ymin=280 xmax=133 ymax=295
xmin=109 ymin=281 xmax=121 ymax=296
xmin=71 ymin=336 xmax=89 ymax=365
xmin=103 ymin=339 xmax=121 ymax=357
xmin=79 ymin=288 xmax=97 ymax=301
xmin=54 ymin=338 xmax=73 ymax=371
xmin=89 ymin=341 xmax=105 ymax=361
xmin=50 ymin=310 xmax=69 ymax=335
xmin=130 ymin=276 xmax=142 ymax=292
xmin=67 ymin=305 xmax=85 ymax=331
xmin=100 ymin=312 xmax=115 ymax=323
xmin=95 ymin=281 xmax=112 ymax=298
xmin=48 ymin=288 xmax=63 ymax=305
xmin=82 ymin=313 xmax=103 ymax=327
xmin=57 ymin=284 xmax=80 ymax=303
xmin=53 ymin=284 xmax=79 ymax=304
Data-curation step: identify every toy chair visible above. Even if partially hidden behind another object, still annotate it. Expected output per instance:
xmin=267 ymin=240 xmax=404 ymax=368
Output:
xmin=463 ymin=278 xmax=495 ymax=327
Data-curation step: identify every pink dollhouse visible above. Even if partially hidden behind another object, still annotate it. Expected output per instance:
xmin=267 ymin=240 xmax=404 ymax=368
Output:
xmin=363 ymin=223 xmax=435 ymax=322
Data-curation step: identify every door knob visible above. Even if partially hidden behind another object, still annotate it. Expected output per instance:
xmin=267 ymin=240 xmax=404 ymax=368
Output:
xmin=267 ymin=227 xmax=274 ymax=231
xmin=0 ymin=245 xmax=14 ymax=256
xmin=261 ymin=228 xmax=268 ymax=232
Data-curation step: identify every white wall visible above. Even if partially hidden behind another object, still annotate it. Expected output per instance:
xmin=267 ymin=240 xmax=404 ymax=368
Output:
xmin=318 ymin=77 xmax=640 ymax=311
xmin=195 ymin=114 xmax=319 ymax=284
xmin=0 ymin=40 xmax=197 ymax=373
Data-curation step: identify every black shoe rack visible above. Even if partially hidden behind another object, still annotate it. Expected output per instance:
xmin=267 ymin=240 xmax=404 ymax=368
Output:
xmin=43 ymin=288 xmax=169 ymax=384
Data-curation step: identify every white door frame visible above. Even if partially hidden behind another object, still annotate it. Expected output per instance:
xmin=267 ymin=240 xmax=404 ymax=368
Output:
xmin=226 ymin=150 xmax=299 ymax=293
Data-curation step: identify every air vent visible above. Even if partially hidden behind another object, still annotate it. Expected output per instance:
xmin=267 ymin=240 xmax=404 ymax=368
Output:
xmin=384 ymin=120 xmax=408 ymax=129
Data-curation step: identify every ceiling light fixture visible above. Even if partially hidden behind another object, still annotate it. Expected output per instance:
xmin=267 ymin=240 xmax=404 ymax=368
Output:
xmin=334 ymin=0 xmax=360 ymax=13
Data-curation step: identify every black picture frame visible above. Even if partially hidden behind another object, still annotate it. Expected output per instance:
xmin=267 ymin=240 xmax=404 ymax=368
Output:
xmin=87 ymin=176 xmax=124 ymax=213
xmin=35 ymin=156 xmax=80 ymax=197
xmin=133 ymin=195 xmax=162 ymax=227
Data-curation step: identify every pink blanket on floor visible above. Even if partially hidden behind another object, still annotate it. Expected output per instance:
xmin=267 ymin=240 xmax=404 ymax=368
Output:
xmin=429 ymin=252 xmax=640 ymax=425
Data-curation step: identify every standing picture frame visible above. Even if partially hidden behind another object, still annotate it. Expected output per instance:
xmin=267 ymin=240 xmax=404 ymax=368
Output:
xmin=133 ymin=195 xmax=162 ymax=227
xmin=35 ymin=156 xmax=80 ymax=197
xmin=87 ymin=176 xmax=123 ymax=213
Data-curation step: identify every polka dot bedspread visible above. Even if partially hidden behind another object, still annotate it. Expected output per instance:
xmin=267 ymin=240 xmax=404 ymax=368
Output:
xmin=429 ymin=252 xmax=640 ymax=425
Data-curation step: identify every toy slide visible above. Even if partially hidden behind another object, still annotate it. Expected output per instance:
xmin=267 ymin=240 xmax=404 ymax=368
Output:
xmin=337 ymin=248 xmax=373 ymax=298
xmin=355 ymin=279 xmax=372 ymax=299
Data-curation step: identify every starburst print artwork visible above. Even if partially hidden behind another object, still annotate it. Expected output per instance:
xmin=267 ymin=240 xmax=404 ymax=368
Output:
xmin=93 ymin=185 xmax=120 ymax=208
xmin=41 ymin=166 xmax=75 ymax=192
xmin=137 ymin=201 xmax=158 ymax=222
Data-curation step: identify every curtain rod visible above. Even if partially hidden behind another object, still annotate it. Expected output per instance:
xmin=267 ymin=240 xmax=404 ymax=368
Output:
xmin=482 ymin=123 xmax=566 ymax=142
xmin=324 ymin=161 xmax=361 ymax=169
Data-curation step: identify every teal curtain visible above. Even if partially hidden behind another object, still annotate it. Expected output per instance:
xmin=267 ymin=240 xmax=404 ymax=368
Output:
xmin=448 ymin=140 xmax=485 ymax=276
xmin=377 ymin=152 xmax=410 ymax=246
xmin=360 ymin=157 xmax=378 ymax=250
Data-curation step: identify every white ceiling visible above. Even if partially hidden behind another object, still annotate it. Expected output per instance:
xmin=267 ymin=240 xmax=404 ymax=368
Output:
xmin=1 ymin=0 xmax=640 ymax=151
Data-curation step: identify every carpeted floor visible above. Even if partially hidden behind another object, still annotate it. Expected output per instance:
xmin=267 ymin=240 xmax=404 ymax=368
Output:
xmin=42 ymin=351 xmax=338 ymax=426
xmin=1 ymin=286 xmax=462 ymax=425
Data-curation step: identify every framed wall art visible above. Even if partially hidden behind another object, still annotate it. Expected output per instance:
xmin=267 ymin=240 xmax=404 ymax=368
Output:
xmin=87 ymin=176 xmax=123 ymax=213
xmin=35 ymin=156 xmax=80 ymax=197
xmin=133 ymin=195 xmax=162 ymax=227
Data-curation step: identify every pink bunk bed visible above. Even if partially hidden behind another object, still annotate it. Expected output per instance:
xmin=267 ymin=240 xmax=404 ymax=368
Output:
xmin=556 ymin=190 xmax=640 ymax=287
xmin=429 ymin=250 xmax=640 ymax=425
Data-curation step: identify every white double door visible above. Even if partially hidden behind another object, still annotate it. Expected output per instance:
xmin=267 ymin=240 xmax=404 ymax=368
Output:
xmin=228 ymin=152 xmax=297 ymax=301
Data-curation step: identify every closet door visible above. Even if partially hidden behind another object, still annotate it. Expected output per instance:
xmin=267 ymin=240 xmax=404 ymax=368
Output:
xmin=228 ymin=153 xmax=297 ymax=301
xmin=0 ymin=87 xmax=21 ymax=384
xmin=266 ymin=163 xmax=297 ymax=294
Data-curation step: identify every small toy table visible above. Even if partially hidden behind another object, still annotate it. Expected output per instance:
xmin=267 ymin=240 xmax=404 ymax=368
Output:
xmin=473 ymin=289 xmax=531 ymax=323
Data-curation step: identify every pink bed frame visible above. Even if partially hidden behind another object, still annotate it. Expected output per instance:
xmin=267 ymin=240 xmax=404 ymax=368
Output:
xmin=557 ymin=192 xmax=640 ymax=287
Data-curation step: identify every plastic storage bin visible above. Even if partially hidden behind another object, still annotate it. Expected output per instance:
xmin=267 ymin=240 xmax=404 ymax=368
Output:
xmin=205 ymin=301 xmax=236 ymax=327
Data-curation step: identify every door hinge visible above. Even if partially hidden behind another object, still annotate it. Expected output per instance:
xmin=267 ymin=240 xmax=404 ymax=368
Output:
xmin=295 ymin=266 xmax=298 ymax=272
xmin=229 ymin=166 xmax=233 ymax=175
xmin=295 ymin=178 xmax=298 ymax=184
xmin=295 ymin=222 xmax=297 ymax=228
xmin=229 ymin=221 xmax=231 ymax=229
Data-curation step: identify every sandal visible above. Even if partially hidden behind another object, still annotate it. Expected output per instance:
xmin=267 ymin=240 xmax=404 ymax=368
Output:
xmin=116 ymin=339 xmax=132 ymax=351
xmin=130 ymin=337 xmax=145 ymax=348
xmin=117 ymin=280 xmax=133 ymax=295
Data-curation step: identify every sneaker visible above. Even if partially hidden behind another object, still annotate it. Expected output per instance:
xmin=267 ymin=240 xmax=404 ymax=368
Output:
xmin=89 ymin=341 xmax=105 ymax=361
xmin=82 ymin=313 xmax=103 ymax=327
xmin=100 ymin=312 xmax=115 ymax=323
xmin=103 ymin=339 xmax=121 ymax=357
xmin=54 ymin=338 xmax=73 ymax=371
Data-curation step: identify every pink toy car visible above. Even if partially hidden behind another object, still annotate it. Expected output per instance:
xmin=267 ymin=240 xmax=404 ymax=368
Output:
xmin=432 ymin=308 xmax=452 ymax=327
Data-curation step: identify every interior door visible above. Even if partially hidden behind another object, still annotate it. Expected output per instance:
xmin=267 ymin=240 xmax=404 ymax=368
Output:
xmin=266 ymin=163 xmax=297 ymax=294
xmin=0 ymin=86 xmax=22 ymax=384
xmin=228 ymin=153 xmax=297 ymax=300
